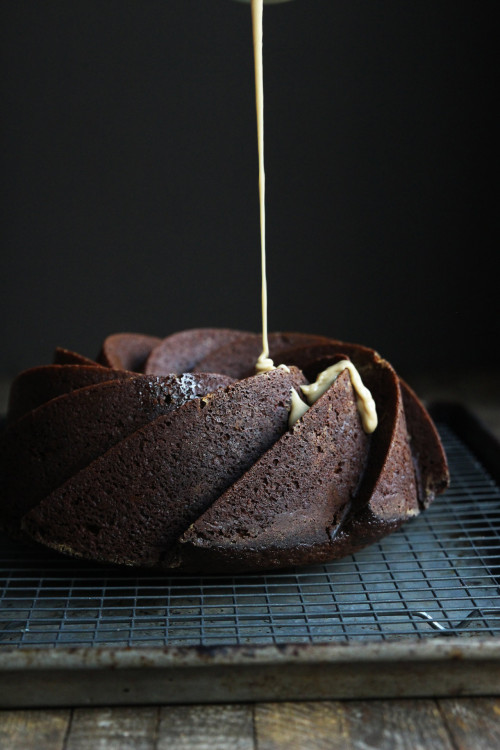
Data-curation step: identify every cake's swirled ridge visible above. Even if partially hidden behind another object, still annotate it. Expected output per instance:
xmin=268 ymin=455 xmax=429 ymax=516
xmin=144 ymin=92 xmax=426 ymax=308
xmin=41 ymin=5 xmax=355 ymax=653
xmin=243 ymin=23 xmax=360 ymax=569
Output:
xmin=0 ymin=329 xmax=449 ymax=572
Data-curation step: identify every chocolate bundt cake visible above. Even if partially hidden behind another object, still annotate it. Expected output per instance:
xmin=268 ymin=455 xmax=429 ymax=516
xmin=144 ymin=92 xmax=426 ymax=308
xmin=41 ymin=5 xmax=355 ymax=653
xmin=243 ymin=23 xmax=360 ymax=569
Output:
xmin=0 ymin=329 xmax=449 ymax=572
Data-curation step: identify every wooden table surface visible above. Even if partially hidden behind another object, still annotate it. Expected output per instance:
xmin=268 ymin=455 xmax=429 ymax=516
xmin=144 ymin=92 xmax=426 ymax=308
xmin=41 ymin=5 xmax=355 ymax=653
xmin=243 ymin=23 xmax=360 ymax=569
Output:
xmin=1 ymin=699 xmax=500 ymax=749
xmin=1 ymin=370 xmax=499 ymax=748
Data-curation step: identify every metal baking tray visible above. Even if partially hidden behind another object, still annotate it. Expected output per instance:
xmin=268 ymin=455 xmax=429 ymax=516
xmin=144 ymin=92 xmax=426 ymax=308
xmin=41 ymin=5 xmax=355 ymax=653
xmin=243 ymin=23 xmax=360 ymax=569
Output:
xmin=0 ymin=403 xmax=499 ymax=706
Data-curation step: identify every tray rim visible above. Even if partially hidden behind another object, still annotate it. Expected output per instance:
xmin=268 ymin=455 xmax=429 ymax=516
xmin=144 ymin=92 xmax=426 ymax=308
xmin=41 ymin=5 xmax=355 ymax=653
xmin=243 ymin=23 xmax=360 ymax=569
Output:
xmin=1 ymin=636 xmax=499 ymax=670
xmin=1 ymin=638 xmax=499 ymax=706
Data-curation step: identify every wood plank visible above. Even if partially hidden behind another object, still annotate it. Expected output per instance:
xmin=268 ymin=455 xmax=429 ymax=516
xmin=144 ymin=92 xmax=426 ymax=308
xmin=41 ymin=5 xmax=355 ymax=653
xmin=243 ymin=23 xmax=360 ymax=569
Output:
xmin=157 ymin=704 xmax=255 ymax=750
xmin=438 ymin=697 xmax=500 ymax=750
xmin=0 ymin=709 xmax=70 ymax=750
xmin=65 ymin=707 xmax=159 ymax=750
xmin=254 ymin=700 xmax=455 ymax=750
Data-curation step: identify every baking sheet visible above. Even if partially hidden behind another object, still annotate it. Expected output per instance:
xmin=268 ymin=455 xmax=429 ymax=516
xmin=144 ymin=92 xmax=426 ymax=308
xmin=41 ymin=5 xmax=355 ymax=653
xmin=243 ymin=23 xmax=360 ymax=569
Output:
xmin=0 ymin=404 xmax=499 ymax=705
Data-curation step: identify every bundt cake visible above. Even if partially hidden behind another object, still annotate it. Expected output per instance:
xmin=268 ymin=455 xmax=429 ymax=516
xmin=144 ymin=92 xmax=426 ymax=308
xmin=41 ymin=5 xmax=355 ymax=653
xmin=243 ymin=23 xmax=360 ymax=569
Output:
xmin=0 ymin=329 xmax=449 ymax=573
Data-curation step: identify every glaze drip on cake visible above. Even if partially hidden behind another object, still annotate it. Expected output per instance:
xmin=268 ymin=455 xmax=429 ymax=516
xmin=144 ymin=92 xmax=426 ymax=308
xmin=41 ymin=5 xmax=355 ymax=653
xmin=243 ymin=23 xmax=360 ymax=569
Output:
xmin=301 ymin=360 xmax=378 ymax=432
xmin=251 ymin=0 xmax=275 ymax=375
xmin=249 ymin=0 xmax=377 ymax=434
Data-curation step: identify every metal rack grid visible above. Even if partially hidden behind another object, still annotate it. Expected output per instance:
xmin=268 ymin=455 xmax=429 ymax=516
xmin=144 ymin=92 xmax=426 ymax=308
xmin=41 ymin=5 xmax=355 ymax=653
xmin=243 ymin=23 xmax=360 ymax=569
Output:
xmin=1 ymin=422 xmax=499 ymax=649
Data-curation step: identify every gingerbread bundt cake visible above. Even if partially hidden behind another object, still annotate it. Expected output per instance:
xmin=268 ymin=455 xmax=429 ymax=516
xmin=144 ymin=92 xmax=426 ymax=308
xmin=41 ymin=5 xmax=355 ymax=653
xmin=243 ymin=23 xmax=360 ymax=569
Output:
xmin=0 ymin=329 xmax=449 ymax=573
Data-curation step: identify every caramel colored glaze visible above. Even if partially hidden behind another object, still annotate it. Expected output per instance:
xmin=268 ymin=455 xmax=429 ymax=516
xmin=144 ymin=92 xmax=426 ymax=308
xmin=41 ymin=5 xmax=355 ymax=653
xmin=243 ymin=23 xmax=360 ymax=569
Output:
xmin=264 ymin=340 xmax=412 ymax=518
xmin=251 ymin=0 xmax=269 ymax=369
xmin=300 ymin=360 xmax=377 ymax=433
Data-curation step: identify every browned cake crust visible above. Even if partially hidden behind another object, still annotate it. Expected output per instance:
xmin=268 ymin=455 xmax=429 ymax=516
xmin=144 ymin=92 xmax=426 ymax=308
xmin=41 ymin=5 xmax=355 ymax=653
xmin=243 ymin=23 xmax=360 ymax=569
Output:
xmin=169 ymin=369 xmax=371 ymax=572
xmin=7 ymin=364 xmax=134 ymax=424
xmin=21 ymin=367 xmax=305 ymax=566
xmin=1 ymin=372 xmax=234 ymax=525
xmin=53 ymin=347 xmax=102 ymax=366
xmin=0 ymin=329 xmax=449 ymax=572
xmin=145 ymin=328 xmax=250 ymax=375
xmin=98 ymin=333 xmax=162 ymax=371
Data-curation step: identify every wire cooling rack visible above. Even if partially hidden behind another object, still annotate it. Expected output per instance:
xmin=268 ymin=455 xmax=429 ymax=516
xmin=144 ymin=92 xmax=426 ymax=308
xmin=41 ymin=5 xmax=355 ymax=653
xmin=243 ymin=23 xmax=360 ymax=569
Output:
xmin=1 ymin=420 xmax=499 ymax=650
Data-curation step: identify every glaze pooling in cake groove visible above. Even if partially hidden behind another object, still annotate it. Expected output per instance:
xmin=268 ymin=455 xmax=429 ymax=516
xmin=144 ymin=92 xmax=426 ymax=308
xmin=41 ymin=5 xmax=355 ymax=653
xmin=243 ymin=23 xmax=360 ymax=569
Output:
xmin=301 ymin=360 xmax=378 ymax=433
xmin=0 ymin=329 xmax=449 ymax=572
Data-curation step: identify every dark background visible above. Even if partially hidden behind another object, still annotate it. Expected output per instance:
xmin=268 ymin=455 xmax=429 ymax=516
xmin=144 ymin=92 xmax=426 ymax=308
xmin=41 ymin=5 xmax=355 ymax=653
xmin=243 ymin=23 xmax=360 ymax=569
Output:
xmin=1 ymin=0 xmax=497 ymax=379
